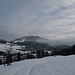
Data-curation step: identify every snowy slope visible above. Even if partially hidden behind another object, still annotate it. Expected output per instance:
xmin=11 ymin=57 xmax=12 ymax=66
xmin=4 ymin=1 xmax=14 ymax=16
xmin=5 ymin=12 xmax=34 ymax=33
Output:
xmin=0 ymin=44 xmax=10 ymax=52
xmin=0 ymin=44 xmax=24 ymax=53
xmin=0 ymin=55 xmax=75 ymax=75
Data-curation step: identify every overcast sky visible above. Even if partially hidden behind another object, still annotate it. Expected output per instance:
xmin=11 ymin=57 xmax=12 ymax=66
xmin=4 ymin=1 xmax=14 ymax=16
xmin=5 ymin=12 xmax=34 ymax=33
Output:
xmin=0 ymin=0 xmax=75 ymax=45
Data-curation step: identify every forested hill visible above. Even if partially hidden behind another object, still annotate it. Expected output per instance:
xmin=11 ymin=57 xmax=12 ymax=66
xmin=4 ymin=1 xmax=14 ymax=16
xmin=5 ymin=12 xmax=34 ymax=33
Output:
xmin=0 ymin=39 xmax=7 ymax=44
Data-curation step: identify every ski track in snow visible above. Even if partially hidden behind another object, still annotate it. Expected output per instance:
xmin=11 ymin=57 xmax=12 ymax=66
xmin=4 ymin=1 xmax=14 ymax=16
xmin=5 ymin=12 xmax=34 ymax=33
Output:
xmin=0 ymin=56 xmax=59 ymax=75
xmin=28 ymin=56 xmax=75 ymax=75
xmin=11 ymin=56 xmax=59 ymax=75
xmin=0 ymin=55 xmax=75 ymax=75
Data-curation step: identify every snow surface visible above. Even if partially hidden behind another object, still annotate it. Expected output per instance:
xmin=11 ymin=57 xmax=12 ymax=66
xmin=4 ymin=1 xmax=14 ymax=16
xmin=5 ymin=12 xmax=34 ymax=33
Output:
xmin=0 ymin=44 xmax=24 ymax=53
xmin=0 ymin=55 xmax=75 ymax=75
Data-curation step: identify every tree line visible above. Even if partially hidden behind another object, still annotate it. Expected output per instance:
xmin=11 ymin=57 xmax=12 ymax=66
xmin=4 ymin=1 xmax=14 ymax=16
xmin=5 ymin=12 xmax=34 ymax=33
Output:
xmin=51 ymin=44 xmax=75 ymax=56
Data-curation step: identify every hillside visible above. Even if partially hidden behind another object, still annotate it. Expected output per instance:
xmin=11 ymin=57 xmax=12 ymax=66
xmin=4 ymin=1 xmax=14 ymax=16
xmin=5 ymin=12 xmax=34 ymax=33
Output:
xmin=11 ymin=36 xmax=51 ymax=50
xmin=13 ymin=36 xmax=46 ymax=42
xmin=0 ymin=44 xmax=24 ymax=54
xmin=10 ymin=36 xmax=70 ymax=50
xmin=0 ymin=55 xmax=75 ymax=75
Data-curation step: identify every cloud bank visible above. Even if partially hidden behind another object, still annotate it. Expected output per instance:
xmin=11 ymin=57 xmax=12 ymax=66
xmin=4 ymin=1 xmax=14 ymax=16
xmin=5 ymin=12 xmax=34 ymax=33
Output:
xmin=0 ymin=0 xmax=75 ymax=45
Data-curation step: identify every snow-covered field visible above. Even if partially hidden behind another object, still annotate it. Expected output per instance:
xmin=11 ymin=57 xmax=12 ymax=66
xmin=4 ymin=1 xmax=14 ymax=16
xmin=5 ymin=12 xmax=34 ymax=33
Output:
xmin=0 ymin=55 xmax=75 ymax=75
xmin=0 ymin=44 xmax=24 ymax=53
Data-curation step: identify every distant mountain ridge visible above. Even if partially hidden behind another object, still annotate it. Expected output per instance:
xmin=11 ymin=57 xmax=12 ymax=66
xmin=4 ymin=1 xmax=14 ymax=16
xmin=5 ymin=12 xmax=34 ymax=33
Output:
xmin=11 ymin=36 xmax=70 ymax=50
xmin=0 ymin=36 xmax=71 ymax=51
xmin=13 ymin=36 xmax=47 ymax=43
xmin=10 ymin=36 xmax=50 ymax=49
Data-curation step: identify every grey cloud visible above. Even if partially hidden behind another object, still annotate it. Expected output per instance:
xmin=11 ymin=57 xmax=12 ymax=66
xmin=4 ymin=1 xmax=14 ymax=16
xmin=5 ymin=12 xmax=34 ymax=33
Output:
xmin=0 ymin=0 xmax=75 ymax=45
